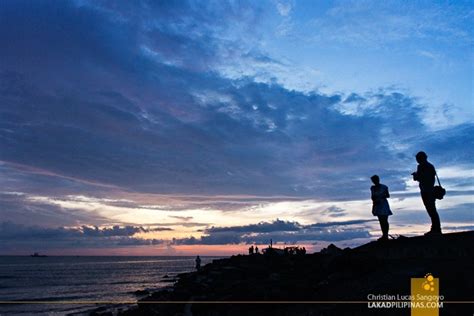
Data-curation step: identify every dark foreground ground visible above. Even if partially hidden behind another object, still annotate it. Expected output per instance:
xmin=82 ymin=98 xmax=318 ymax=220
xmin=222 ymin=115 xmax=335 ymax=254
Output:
xmin=95 ymin=231 xmax=474 ymax=316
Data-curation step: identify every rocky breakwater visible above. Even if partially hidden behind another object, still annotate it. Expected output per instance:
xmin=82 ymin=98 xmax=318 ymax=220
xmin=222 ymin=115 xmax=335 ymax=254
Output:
xmin=114 ymin=231 xmax=474 ymax=316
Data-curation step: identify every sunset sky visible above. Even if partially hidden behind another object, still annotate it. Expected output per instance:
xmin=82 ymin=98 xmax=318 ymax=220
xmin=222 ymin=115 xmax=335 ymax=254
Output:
xmin=0 ymin=0 xmax=473 ymax=255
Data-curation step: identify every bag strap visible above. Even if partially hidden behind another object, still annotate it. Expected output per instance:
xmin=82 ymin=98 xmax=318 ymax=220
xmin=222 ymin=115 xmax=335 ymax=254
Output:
xmin=435 ymin=171 xmax=442 ymax=186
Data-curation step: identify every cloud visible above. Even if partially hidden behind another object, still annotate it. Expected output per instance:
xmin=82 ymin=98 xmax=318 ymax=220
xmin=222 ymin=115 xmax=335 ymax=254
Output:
xmin=81 ymin=225 xmax=171 ymax=237
xmin=310 ymin=1 xmax=473 ymax=47
xmin=0 ymin=218 xmax=373 ymax=252
xmin=417 ymin=50 xmax=441 ymax=61
xmin=205 ymin=219 xmax=302 ymax=233
xmin=276 ymin=1 xmax=293 ymax=17
xmin=0 ymin=221 xmax=167 ymax=252
xmin=321 ymin=206 xmax=346 ymax=217
xmin=1 ymin=0 xmax=471 ymax=201
xmin=306 ymin=219 xmax=377 ymax=228
xmin=173 ymin=219 xmax=374 ymax=245
xmin=0 ymin=221 xmax=170 ymax=239
xmin=169 ymin=216 xmax=194 ymax=222
xmin=3 ymin=66 xmax=451 ymax=200
xmin=0 ymin=192 xmax=110 ymax=227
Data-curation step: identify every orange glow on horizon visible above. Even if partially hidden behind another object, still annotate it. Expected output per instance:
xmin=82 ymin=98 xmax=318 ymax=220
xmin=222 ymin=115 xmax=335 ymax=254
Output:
xmin=29 ymin=243 xmax=323 ymax=257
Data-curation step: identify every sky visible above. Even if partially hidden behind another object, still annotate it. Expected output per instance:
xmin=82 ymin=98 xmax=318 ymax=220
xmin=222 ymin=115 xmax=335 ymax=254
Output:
xmin=0 ymin=0 xmax=472 ymax=255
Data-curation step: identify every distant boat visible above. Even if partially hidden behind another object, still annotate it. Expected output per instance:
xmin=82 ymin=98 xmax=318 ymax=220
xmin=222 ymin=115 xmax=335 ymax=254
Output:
xmin=30 ymin=252 xmax=47 ymax=257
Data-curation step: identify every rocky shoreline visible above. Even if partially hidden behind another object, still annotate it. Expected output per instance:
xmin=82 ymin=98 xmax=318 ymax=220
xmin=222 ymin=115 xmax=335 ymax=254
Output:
xmin=92 ymin=231 xmax=474 ymax=316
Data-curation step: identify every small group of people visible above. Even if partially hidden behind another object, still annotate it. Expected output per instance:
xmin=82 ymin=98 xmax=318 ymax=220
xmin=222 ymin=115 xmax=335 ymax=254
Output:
xmin=248 ymin=245 xmax=259 ymax=255
xmin=283 ymin=246 xmax=306 ymax=255
xmin=371 ymin=151 xmax=443 ymax=241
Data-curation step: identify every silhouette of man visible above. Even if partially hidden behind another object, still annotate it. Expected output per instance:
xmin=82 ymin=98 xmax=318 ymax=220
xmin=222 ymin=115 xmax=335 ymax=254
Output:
xmin=195 ymin=255 xmax=201 ymax=270
xmin=255 ymin=246 xmax=259 ymax=254
xmin=248 ymin=245 xmax=254 ymax=255
xmin=370 ymin=175 xmax=392 ymax=241
xmin=412 ymin=151 xmax=442 ymax=235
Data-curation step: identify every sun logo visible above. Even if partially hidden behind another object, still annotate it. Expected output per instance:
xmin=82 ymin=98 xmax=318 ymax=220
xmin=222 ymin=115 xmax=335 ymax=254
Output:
xmin=422 ymin=273 xmax=435 ymax=291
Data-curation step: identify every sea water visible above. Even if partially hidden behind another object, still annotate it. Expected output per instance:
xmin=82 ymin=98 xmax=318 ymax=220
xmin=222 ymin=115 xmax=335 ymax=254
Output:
xmin=0 ymin=256 xmax=220 ymax=315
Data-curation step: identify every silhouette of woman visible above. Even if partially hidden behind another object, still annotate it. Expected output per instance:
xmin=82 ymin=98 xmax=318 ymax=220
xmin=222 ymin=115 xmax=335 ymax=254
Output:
xmin=370 ymin=175 xmax=392 ymax=241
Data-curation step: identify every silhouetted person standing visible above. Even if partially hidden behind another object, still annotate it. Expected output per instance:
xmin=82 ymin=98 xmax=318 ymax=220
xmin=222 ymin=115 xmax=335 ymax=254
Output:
xmin=370 ymin=175 xmax=392 ymax=241
xmin=195 ymin=255 xmax=201 ymax=270
xmin=248 ymin=245 xmax=254 ymax=255
xmin=255 ymin=246 xmax=259 ymax=254
xmin=412 ymin=151 xmax=442 ymax=235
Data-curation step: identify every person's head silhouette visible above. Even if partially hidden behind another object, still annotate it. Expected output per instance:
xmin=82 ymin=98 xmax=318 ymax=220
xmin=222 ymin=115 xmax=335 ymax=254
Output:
xmin=416 ymin=151 xmax=428 ymax=163
xmin=371 ymin=175 xmax=380 ymax=185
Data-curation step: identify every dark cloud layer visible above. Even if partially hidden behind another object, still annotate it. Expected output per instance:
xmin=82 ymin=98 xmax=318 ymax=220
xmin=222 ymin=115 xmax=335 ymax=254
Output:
xmin=205 ymin=219 xmax=302 ymax=233
xmin=0 ymin=221 xmax=170 ymax=239
xmin=0 ymin=221 xmax=167 ymax=252
xmin=0 ymin=219 xmax=373 ymax=252
xmin=173 ymin=219 xmax=374 ymax=245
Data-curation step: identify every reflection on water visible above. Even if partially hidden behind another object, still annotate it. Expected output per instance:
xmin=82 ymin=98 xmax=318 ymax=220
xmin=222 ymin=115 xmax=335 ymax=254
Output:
xmin=0 ymin=256 xmax=221 ymax=315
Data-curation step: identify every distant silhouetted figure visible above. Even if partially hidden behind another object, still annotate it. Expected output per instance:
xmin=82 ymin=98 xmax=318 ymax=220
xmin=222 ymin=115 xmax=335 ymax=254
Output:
xmin=412 ymin=151 xmax=442 ymax=235
xmin=248 ymin=245 xmax=254 ymax=255
xmin=195 ymin=255 xmax=201 ymax=270
xmin=370 ymin=175 xmax=392 ymax=241
xmin=255 ymin=246 xmax=259 ymax=254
